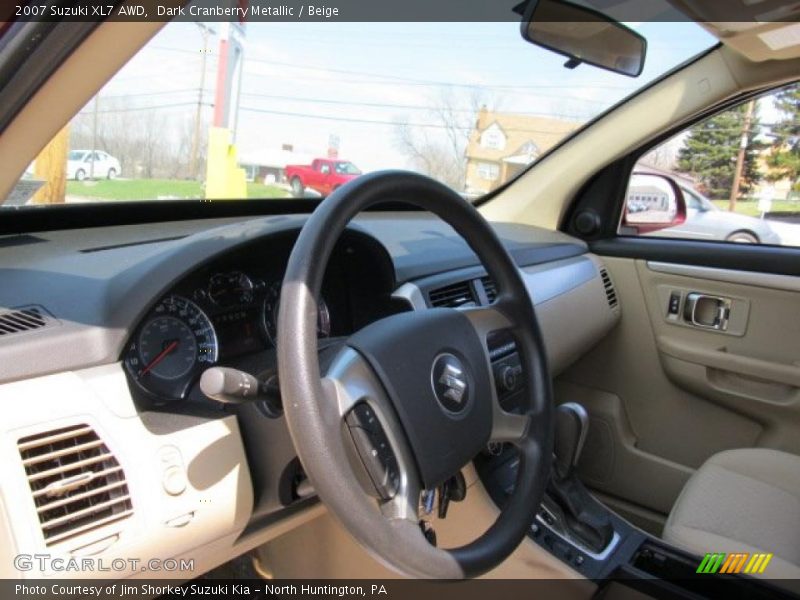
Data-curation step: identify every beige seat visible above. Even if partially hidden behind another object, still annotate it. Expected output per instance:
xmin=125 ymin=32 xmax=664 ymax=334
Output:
xmin=664 ymin=448 xmax=800 ymax=583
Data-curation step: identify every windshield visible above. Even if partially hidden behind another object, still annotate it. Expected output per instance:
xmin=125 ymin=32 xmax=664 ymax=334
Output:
xmin=335 ymin=162 xmax=361 ymax=175
xmin=5 ymin=20 xmax=715 ymax=207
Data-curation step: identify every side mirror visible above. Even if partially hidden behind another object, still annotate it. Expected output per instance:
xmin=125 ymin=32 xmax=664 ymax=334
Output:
xmin=622 ymin=173 xmax=687 ymax=234
xmin=520 ymin=0 xmax=647 ymax=77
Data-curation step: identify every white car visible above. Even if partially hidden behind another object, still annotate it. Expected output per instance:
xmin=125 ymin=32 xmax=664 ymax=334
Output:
xmin=67 ymin=150 xmax=121 ymax=181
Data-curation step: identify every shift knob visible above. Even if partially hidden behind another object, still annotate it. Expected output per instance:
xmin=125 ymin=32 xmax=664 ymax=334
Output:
xmin=553 ymin=402 xmax=589 ymax=480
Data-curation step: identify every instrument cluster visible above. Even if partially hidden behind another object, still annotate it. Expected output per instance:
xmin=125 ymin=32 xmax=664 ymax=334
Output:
xmin=123 ymin=269 xmax=332 ymax=402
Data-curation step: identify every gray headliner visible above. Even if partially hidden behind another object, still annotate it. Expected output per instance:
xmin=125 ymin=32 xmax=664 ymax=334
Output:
xmin=0 ymin=213 xmax=585 ymax=384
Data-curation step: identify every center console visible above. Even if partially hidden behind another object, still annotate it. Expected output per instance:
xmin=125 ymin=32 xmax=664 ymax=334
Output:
xmin=479 ymin=337 xmax=796 ymax=599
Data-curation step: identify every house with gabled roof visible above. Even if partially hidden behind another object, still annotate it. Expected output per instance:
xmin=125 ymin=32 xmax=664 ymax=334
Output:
xmin=465 ymin=107 xmax=579 ymax=195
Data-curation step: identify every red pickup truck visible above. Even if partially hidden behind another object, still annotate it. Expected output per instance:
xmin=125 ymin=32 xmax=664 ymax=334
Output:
xmin=284 ymin=158 xmax=362 ymax=197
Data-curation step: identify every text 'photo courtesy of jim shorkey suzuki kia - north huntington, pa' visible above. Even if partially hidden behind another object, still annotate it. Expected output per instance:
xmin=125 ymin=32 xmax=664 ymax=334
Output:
xmin=1 ymin=1 xmax=800 ymax=599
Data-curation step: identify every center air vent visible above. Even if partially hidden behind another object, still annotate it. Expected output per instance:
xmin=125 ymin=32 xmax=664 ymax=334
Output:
xmin=0 ymin=306 xmax=55 ymax=337
xmin=428 ymin=281 xmax=476 ymax=308
xmin=18 ymin=424 xmax=133 ymax=547
xmin=480 ymin=276 xmax=498 ymax=303
xmin=599 ymin=268 xmax=619 ymax=309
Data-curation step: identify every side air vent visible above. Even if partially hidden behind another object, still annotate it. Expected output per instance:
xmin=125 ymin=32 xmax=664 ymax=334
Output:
xmin=481 ymin=276 xmax=498 ymax=303
xmin=18 ymin=424 xmax=133 ymax=547
xmin=428 ymin=281 xmax=475 ymax=308
xmin=599 ymin=268 xmax=618 ymax=309
xmin=0 ymin=306 xmax=55 ymax=337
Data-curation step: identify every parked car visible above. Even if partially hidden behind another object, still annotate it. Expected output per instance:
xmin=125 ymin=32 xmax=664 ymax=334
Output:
xmin=67 ymin=150 xmax=121 ymax=181
xmin=284 ymin=158 xmax=361 ymax=197
xmin=626 ymin=171 xmax=783 ymax=244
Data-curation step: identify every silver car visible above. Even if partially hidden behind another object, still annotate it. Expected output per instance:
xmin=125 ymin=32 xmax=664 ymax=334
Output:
xmin=627 ymin=172 xmax=783 ymax=245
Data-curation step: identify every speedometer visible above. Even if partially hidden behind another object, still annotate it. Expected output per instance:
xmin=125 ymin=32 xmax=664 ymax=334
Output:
xmin=124 ymin=295 xmax=218 ymax=400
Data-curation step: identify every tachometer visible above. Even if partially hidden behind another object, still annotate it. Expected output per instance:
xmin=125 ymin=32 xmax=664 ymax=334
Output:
xmin=207 ymin=271 xmax=254 ymax=307
xmin=124 ymin=295 xmax=218 ymax=400
xmin=262 ymin=281 xmax=330 ymax=347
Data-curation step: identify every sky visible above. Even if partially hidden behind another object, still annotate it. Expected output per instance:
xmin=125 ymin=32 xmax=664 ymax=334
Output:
xmin=90 ymin=20 xmax=719 ymax=174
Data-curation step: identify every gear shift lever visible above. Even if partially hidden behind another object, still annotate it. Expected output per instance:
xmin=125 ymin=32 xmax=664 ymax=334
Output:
xmin=547 ymin=402 xmax=613 ymax=554
xmin=554 ymin=402 xmax=589 ymax=480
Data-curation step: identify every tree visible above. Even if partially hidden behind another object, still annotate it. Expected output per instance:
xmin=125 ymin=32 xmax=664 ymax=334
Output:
xmin=766 ymin=84 xmax=800 ymax=191
xmin=393 ymin=88 xmax=497 ymax=191
xmin=69 ymin=96 xmax=181 ymax=180
xmin=676 ymin=104 xmax=762 ymax=199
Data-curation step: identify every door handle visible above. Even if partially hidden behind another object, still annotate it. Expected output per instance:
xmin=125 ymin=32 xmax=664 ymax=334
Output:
xmin=683 ymin=293 xmax=731 ymax=331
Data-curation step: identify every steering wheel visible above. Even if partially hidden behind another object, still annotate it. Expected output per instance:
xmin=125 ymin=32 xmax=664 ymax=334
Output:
xmin=277 ymin=171 xmax=553 ymax=578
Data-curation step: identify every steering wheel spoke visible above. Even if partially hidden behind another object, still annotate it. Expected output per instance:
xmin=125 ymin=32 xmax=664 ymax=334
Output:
xmin=323 ymin=347 xmax=422 ymax=521
xmin=490 ymin=408 xmax=531 ymax=444
xmin=461 ymin=304 xmax=531 ymax=444
xmin=460 ymin=303 xmax=512 ymax=341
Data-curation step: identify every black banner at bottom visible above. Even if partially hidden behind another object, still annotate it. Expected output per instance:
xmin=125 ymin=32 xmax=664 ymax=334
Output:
xmin=4 ymin=579 xmax=599 ymax=600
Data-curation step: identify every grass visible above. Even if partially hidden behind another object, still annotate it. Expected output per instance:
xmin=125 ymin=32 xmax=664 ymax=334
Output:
xmin=66 ymin=178 xmax=290 ymax=201
xmin=710 ymin=198 xmax=800 ymax=217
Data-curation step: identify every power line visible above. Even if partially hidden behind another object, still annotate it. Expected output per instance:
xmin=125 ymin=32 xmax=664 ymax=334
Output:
xmin=76 ymin=102 xmax=211 ymax=115
xmin=98 ymin=88 xmax=202 ymax=100
xmin=242 ymin=56 xmax=635 ymax=91
xmin=149 ymin=44 xmax=634 ymax=93
xmin=238 ymin=91 xmax=585 ymax=120
xmin=238 ymin=105 xmax=578 ymax=134
xmin=74 ymin=100 xmax=781 ymax=136
xmin=240 ymin=70 xmax=612 ymax=105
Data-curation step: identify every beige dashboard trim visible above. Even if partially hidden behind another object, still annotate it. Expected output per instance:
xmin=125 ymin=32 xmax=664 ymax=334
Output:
xmin=0 ymin=363 xmax=254 ymax=580
xmin=394 ymin=254 xmax=620 ymax=376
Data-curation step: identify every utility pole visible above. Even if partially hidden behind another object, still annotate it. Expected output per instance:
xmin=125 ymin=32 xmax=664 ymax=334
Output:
xmin=191 ymin=23 xmax=214 ymax=180
xmin=729 ymin=99 xmax=756 ymax=213
xmin=89 ymin=95 xmax=99 ymax=180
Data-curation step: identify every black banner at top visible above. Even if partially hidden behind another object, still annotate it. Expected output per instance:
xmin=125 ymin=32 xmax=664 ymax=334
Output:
xmin=4 ymin=0 xmax=800 ymax=22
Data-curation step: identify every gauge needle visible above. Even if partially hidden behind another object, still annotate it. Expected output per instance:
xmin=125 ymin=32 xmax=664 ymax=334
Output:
xmin=139 ymin=340 xmax=178 ymax=376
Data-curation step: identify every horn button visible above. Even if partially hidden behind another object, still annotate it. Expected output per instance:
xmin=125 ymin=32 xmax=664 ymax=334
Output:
xmin=347 ymin=308 xmax=493 ymax=489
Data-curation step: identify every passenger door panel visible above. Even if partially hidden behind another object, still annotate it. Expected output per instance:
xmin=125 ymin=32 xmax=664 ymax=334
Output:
xmin=639 ymin=260 xmax=800 ymax=450
xmin=555 ymin=252 xmax=800 ymax=535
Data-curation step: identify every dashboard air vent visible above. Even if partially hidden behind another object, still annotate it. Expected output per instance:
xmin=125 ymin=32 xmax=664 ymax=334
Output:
xmin=481 ymin=276 xmax=498 ymax=303
xmin=428 ymin=281 xmax=475 ymax=308
xmin=0 ymin=306 xmax=54 ymax=337
xmin=599 ymin=268 xmax=618 ymax=309
xmin=18 ymin=424 xmax=133 ymax=547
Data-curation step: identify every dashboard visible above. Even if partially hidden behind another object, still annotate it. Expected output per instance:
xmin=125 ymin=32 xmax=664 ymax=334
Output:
xmin=121 ymin=229 xmax=400 ymax=405
xmin=0 ymin=213 xmax=618 ymax=580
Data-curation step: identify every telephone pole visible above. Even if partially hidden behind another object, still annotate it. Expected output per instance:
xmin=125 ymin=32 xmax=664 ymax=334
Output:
xmin=729 ymin=99 xmax=756 ymax=213
xmin=190 ymin=23 xmax=214 ymax=180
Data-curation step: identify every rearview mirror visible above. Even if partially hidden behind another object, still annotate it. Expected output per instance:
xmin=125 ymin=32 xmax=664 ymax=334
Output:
xmin=520 ymin=0 xmax=647 ymax=77
xmin=622 ymin=173 xmax=687 ymax=234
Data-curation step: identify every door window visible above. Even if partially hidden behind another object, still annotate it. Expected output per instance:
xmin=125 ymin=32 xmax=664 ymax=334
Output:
xmin=620 ymin=82 xmax=800 ymax=247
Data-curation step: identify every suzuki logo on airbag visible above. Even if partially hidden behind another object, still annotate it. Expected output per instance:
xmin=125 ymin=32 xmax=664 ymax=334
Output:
xmin=431 ymin=353 xmax=470 ymax=414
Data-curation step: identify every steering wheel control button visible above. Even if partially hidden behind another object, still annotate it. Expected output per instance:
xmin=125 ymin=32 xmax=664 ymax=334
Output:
xmin=431 ymin=353 xmax=470 ymax=414
xmin=345 ymin=403 xmax=400 ymax=500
